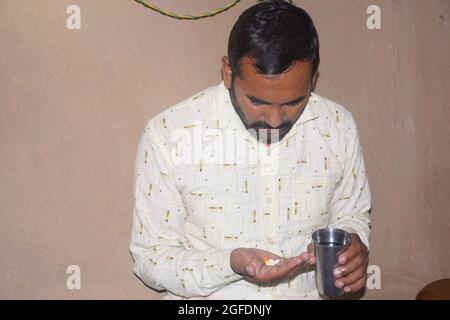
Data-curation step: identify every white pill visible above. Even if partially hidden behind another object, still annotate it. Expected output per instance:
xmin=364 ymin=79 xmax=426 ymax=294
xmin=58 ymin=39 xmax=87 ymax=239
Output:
xmin=265 ymin=259 xmax=280 ymax=266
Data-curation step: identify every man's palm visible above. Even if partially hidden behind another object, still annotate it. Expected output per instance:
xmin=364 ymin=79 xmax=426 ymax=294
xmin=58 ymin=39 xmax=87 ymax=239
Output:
xmin=230 ymin=248 xmax=312 ymax=285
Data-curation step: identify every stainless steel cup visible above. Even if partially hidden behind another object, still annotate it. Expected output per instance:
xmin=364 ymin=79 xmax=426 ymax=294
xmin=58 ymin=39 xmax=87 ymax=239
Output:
xmin=312 ymin=228 xmax=352 ymax=298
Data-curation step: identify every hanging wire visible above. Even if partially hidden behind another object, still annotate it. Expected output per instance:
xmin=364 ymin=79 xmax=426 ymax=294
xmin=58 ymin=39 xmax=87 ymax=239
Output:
xmin=134 ymin=0 xmax=242 ymax=20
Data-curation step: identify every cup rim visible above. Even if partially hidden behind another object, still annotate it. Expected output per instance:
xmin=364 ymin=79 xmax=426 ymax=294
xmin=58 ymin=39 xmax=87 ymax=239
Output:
xmin=311 ymin=227 xmax=352 ymax=246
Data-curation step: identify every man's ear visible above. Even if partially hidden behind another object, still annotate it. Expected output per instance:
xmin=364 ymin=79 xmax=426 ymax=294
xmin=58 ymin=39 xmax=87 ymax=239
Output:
xmin=221 ymin=56 xmax=232 ymax=89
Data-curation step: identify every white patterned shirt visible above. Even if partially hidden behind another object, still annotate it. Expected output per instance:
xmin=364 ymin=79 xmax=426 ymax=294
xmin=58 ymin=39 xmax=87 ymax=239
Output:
xmin=130 ymin=81 xmax=371 ymax=300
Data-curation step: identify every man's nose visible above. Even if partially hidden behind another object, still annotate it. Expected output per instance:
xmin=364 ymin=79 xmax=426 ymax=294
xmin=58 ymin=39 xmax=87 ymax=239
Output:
xmin=264 ymin=106 xmax=284 ymax=128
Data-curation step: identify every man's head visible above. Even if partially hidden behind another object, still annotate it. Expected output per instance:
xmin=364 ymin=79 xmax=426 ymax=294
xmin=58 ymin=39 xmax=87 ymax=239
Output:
xmin=221 ymin=0 xmax=320 ymax=144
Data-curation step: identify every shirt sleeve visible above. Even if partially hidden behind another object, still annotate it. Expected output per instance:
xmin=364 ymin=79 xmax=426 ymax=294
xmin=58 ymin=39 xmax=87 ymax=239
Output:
xmin=129 ymin=119 xmax=243 ymax=298
xmin=328 ymin=112 xmax=372 ymax=250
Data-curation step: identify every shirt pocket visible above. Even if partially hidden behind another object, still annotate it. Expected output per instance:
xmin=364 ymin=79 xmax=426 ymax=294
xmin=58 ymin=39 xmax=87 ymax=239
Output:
xmin=289 ymin=176 xmax=334 ymax=231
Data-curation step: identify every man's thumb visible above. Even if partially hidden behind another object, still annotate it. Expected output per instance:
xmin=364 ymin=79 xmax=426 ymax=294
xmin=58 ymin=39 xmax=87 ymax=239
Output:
xmin=307 ymin=243 xmax=313 ymax=254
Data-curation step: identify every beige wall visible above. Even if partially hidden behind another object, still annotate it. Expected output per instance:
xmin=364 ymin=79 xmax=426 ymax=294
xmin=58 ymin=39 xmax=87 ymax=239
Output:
xmin=1 ymin=0 xmax=449 ymax=299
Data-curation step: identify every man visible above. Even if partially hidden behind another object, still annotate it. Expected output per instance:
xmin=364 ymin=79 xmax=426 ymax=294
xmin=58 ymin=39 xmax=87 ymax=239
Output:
xmin=130 ymin=0 xmax=371 ymax=299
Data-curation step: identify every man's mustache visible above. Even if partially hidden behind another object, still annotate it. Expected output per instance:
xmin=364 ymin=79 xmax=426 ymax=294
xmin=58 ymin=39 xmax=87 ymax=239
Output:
xmin=248 ymin=122 xmax=293 ymax=131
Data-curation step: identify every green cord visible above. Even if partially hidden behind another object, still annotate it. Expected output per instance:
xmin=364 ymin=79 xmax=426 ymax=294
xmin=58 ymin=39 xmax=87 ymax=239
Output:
xmin=134 ymin=0 xmax=242 ymax=20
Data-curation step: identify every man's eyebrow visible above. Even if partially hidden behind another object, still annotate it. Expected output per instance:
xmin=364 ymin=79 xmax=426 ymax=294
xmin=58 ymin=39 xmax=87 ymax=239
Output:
xmin=246 ymin=94 xmax=306 ymax=106
xmin=246 ymin=95 xmax=272 ymax=105
xmin=282 ymin=95 xmax=306 ymax=105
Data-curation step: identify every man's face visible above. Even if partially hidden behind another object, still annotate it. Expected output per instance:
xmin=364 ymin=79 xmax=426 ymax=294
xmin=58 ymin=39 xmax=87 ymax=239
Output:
xmin=222 ymin=56 xmax=313 ymax=144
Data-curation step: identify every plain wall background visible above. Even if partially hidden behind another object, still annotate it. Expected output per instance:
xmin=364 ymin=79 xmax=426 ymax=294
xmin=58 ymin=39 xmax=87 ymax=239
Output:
xmin=1 ymin=0 xmax=449 ymax=299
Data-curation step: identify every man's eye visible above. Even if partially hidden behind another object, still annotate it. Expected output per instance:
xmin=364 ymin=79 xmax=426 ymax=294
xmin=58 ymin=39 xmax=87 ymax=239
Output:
xmin=251 ymin=101 xmax=264 ymax=106
xmin=287 ymin=100 xmax=304 ymax=107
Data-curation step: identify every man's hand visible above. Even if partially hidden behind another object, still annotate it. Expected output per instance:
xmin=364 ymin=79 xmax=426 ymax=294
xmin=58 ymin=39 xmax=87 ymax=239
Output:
xmin=230 ymin=248 xmax=315 ymax=285
xmin=307 ymin=233 xmax=369 ymax=293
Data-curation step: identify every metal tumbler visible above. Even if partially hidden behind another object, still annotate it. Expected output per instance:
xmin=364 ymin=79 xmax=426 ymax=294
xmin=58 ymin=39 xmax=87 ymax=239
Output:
xmin=312 ymin=228 xmax=352 ymax=298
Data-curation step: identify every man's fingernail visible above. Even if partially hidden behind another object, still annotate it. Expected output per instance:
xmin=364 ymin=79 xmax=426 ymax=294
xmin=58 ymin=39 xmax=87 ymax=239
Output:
xmin=334 ymin=269 xmax=342 ymax=277
xmin=339 ymin=257 xmax=346 ymax=264
xmin=344 ymin=287 xmax=351 ymax=293
xmin=336 ymin=281 xmax=344 ymax=288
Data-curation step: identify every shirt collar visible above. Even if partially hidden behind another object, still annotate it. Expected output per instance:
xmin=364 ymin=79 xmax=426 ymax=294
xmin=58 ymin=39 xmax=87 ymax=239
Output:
xmin=295 ymin=92 xmax=320 ymax=126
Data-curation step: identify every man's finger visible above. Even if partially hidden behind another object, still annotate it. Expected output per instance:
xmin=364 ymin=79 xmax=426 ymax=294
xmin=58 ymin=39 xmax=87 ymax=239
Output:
xmin=343 ymin=274 xmax=367 ymax=293
xmin=285 ymin=260 xmax=309 ymax=279
xmin=337 ymin=234 xmax=364 ymax=265
xmin=334 ymin=254 xmax=367 ymax=278
xmin=245 ymin=265 xmax=255 ymax=277
xmin=250 ymin=256 xmax=263 ymax=272
xmin=296 ymin=252 xmax=315 ymax=265
xmin=307 ymin=243 xmax=313 ymax=255
xmin=335 ymin=264 xmax=366 ymax=288
xmin=263 ymin=256 xmax=303 ymax=281
xmin=275 ymin=256 xmax=303 ymax=273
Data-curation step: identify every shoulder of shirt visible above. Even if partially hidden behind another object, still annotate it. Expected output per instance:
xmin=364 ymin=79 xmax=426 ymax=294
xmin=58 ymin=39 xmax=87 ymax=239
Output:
xmin=310 ymin=92 xmax=358 ymax=129
xmin=141 ymin=83 xmax=219 ymax=147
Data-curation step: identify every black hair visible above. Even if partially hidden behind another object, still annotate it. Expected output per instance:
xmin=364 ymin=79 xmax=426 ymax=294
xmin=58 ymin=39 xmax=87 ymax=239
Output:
xmin=228 ymin=0 xmax=320 ymax=78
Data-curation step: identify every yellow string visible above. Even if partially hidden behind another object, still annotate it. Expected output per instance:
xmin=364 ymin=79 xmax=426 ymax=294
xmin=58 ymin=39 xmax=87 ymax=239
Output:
xmin=134 ymin=0 xmax=242 ymax=20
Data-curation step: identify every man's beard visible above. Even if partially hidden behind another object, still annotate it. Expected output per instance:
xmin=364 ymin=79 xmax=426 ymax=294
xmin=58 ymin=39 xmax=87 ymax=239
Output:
xmin=229 ymin=83 xmax=295 ymax=145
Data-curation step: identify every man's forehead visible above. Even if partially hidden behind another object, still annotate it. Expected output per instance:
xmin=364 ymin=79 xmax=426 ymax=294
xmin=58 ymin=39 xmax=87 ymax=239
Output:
xmin=236 ymin=57 xmax=312 ymax=102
